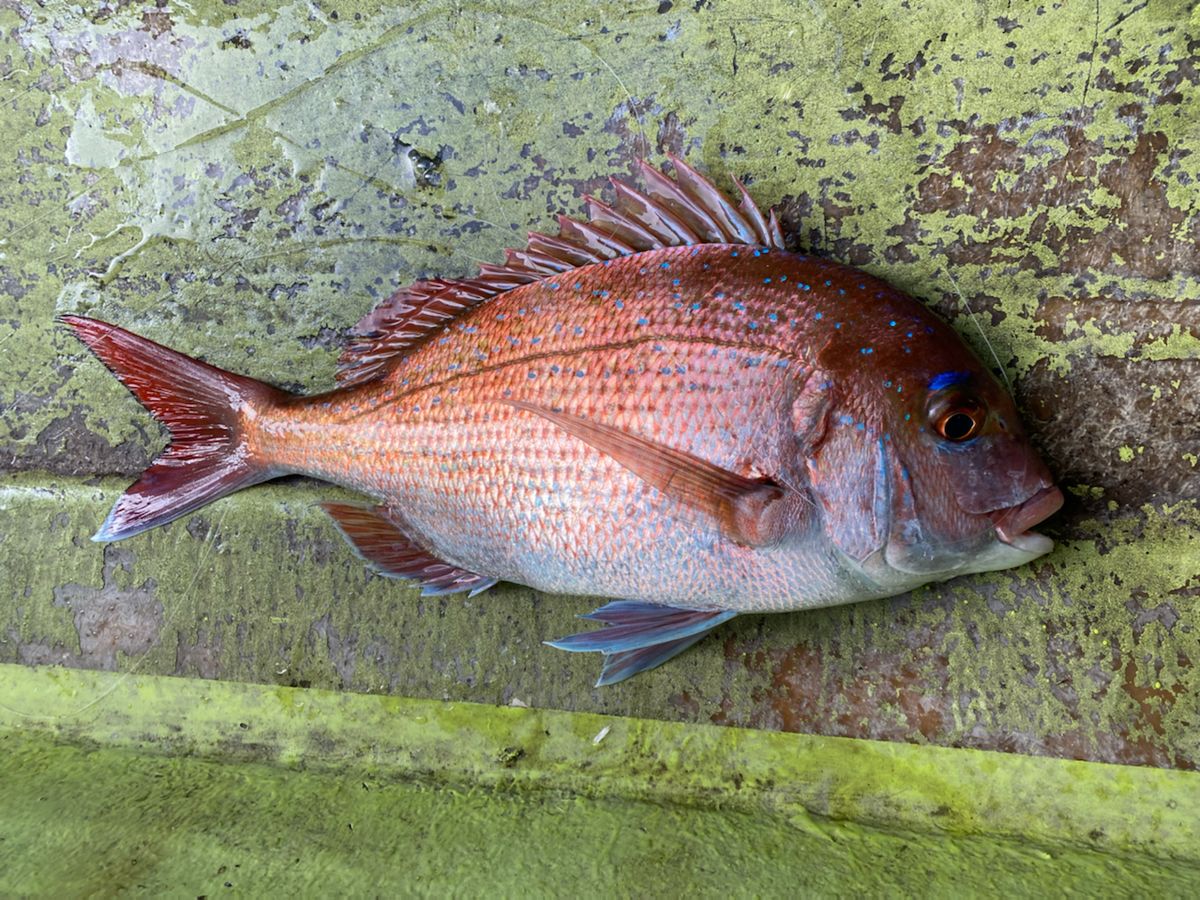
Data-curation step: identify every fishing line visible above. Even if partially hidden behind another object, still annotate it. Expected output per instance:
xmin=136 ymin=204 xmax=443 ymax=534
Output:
xmin=943 ymin=265 xmax=1013 ymax=393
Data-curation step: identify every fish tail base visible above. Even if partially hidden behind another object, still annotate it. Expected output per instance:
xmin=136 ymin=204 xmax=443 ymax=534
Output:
xmin=61 ymin=315 xmax=289 ymax=541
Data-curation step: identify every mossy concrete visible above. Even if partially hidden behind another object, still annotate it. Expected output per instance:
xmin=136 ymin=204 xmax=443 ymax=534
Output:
xmin=1 ymin=0 xmax=1198 ymax=770
xmin=2 ymin=664 xmax=1198 ymax=895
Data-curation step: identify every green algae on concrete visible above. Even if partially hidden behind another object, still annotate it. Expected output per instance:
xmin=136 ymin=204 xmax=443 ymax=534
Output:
xmin=1 ymin=663 xmax=1199 ymax=896
xmin=8 ymin=731 xmax=1196 ymax=897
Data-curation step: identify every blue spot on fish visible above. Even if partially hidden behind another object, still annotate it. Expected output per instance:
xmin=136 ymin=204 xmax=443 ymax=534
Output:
xmin=814 ymin=312 xmax=823 ymax=320
xmin=637 ymin=317 xmax=649 ymax=326
xmin=929 ymin=371 xmax=971 ymax=391
xmin=860 ymin=347 xmax=873 ymax=355
xmin=660 ymin=262 xmax=670 ymax=269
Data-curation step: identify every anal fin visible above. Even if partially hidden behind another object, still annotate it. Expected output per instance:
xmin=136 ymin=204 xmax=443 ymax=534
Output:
xmin=321 ymin=502 xmax=497 ymax=597
xmin=547 ymin=600 xmax=737 ymax=686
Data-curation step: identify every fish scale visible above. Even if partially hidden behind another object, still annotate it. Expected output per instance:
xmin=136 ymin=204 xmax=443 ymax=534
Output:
xmin=62 ymin=157 xmax=1062 ymax=684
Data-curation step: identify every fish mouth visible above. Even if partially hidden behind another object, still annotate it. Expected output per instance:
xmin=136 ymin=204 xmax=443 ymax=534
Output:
xmin=988 ymin=485 xmax=1064 ymax=555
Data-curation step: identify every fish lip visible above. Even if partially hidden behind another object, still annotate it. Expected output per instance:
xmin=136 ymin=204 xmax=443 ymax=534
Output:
xmin=988 ymin=485 xmax=1064 ymax=553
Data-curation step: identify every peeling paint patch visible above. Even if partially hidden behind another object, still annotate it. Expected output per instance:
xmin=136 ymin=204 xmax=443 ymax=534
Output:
xmin=27 ymin=546 xmax=163 ymax=670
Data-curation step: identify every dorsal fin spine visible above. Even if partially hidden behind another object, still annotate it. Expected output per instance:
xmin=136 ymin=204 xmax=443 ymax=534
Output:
xmin=611 ymin=179 xmax=700 ymax=245
xmin=335 ymin=158 xmax=787 ymax=387
xmin=636 ymin=160 xmax=726 ymax=243
xmin=557 ymin=215 xmax=636 ymax=257
xmin=583 ymin=194 xmax=661 ymax=249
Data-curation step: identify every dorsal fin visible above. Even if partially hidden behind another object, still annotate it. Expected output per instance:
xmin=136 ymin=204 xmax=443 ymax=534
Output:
xmin=335 ymin=155 xmax=787 ymax=387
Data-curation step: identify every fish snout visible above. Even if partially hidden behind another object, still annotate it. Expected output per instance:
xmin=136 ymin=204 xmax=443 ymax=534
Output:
xmin=988 ymin=484 xmax=1064 ymax=554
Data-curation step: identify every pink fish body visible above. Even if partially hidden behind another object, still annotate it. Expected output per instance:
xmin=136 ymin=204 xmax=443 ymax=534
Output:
xmin=64 ymin=157 xmax=1062 ymax=684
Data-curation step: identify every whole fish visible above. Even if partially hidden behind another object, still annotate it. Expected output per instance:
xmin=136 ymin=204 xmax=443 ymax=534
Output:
xmin=63 ymin=156 xmax=1063 ymax=685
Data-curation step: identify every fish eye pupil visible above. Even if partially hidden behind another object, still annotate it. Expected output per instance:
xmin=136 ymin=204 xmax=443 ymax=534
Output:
xmin=942 ymin=412 xmax=977 ymax=441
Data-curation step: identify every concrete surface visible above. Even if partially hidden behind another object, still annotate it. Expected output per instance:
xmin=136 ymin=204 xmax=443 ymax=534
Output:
xmin=1 ymin=0 xmax=1198 ymax=769
xmin=3 ymin=665 xmax=1199 ymax=894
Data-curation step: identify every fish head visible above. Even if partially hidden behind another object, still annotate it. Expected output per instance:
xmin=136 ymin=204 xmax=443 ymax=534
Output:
xmin=885 ymin=359 xmax=1062 ymax=576
xmin=807 ymin=309 xmax=1063 ymax=589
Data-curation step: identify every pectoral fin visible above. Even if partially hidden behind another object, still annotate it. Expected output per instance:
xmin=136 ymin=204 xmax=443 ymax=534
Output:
xmin=508 ymin=401 xmax=790 ymax=548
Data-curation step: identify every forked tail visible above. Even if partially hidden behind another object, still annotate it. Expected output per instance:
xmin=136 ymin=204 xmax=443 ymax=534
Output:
xmin=60 ymin=316 xmax=291 ymax=541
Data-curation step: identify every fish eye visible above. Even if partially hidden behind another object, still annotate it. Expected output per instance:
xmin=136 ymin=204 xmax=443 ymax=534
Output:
xmin=932 ymin=398 xmax=985 ymax=442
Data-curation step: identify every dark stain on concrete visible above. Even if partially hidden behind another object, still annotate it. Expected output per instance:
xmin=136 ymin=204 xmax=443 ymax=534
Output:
xmin=25 ymin=546 xmax=163 ymax=670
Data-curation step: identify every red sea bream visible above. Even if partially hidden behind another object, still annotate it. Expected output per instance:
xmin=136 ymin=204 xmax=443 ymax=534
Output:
xmin=63 ymin=157 xmax=1063 ymax=685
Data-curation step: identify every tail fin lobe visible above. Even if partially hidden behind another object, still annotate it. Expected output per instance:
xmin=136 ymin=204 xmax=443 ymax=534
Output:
xmin=61 ymin=316 xmax=289 ymax=541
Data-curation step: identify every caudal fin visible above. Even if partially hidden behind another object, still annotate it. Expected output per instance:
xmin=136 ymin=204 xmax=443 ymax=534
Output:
xmin=60 ymin=316 xmax=290 ymax=542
